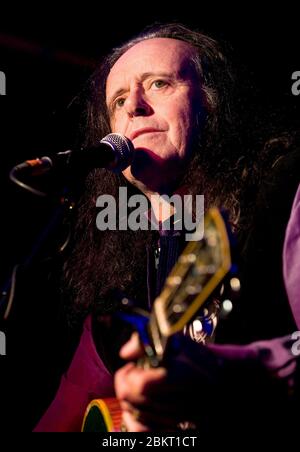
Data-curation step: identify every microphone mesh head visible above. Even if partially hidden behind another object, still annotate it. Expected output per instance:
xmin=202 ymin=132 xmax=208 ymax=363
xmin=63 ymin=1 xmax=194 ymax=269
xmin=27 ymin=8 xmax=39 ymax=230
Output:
xmin=100 ymin=133 xmax=134 ymax=172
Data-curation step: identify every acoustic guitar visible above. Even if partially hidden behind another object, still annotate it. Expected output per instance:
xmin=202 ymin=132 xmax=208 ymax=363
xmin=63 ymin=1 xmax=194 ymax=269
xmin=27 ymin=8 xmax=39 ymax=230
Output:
xmin=82 ymin=207 xmax=235 ymax=432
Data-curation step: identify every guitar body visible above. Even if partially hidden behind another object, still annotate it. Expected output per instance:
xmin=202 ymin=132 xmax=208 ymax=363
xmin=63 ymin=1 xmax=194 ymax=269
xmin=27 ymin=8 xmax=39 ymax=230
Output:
xmin=81 ymin=398 xmax=123 ymax=432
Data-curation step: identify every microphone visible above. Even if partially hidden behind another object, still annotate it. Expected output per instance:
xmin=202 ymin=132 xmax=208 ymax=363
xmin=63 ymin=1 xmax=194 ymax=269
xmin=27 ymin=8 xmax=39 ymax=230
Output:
xmin=12 ymin=133 xmax=134 ymax=176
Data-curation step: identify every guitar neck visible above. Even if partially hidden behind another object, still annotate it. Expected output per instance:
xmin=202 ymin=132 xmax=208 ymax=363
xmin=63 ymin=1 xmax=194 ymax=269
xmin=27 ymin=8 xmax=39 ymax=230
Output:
xmin=141 ymin=208 xmax=232 ymax=367
xmin=144 ymin=311 xmax=168 ymax=366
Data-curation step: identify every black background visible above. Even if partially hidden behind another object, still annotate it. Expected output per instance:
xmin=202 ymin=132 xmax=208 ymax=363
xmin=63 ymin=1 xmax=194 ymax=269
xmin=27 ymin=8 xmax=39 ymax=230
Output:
xmin=0 ymin=3 xmax=299 ymax=431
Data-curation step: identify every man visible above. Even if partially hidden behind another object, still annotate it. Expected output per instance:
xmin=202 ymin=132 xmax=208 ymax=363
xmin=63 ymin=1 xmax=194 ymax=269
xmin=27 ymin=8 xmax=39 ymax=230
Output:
xmin=34 ymin=23 xmax=299 ymax=432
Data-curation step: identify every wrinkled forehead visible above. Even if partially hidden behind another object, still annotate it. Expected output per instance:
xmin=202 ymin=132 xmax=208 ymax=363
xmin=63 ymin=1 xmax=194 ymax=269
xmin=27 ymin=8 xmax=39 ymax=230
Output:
xmin=106 ymin=38 xmax=196 ymax=95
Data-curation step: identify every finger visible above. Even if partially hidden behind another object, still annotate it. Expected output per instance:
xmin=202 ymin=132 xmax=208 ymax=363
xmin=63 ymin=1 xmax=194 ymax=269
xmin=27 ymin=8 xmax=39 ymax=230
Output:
xmin=122 ymin=409 xmax=151 ymax=432
xmin=115 ymin=362 xmax=136 ymax=399
xmin=115 ymin=365 xmax=167 ymax=403
xmin=122 ymin=405 xmax=178 ymax=431
xmin=119 ymin=332 xmax=143 ymax=360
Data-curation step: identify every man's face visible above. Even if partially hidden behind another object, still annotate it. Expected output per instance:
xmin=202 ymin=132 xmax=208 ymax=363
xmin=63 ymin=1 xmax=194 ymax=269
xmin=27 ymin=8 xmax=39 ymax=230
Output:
xmin=106 ymin=38 xmax=202 ymax=193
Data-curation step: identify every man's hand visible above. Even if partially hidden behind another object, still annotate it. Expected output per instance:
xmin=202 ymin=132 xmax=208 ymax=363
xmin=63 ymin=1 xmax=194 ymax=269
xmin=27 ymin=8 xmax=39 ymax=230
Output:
xmin=114 ymin=332 xmax=220 ymax=431
xmin=115 ymin=333 xmax=168 ymax=431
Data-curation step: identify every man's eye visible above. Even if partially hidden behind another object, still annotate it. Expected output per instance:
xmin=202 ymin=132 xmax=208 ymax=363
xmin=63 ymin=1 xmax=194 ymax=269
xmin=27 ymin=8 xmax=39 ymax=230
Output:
xmin=152 ymin=80 xmax=167 ymax=89
xmin=115 ymin=98 xmax=126 ymax=108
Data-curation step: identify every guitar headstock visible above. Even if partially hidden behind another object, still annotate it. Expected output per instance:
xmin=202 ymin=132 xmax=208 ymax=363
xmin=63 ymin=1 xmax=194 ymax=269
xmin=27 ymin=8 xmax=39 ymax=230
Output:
xmin=152 ymin=208 xmax=232 ymax=339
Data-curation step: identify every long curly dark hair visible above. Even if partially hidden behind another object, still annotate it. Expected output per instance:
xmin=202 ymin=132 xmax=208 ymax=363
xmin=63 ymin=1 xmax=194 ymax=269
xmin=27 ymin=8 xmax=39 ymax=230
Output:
xmin=62 ymin=23 xmax=288 ymax=325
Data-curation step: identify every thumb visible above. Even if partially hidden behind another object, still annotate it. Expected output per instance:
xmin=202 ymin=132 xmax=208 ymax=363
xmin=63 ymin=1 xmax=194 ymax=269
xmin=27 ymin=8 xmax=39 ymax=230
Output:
xmin=120 ymin=332 xmax=144 ymax=360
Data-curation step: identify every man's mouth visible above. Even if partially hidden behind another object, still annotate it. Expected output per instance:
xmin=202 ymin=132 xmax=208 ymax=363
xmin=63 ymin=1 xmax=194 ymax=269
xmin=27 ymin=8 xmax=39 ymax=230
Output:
xmin=130 ymin=128 xmax=164 ymax=141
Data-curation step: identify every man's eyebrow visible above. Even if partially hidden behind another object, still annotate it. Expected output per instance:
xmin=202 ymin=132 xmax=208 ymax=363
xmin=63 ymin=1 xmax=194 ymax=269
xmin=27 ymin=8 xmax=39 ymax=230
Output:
xmin=107 ymin=72 xmax=174 ymax=105
xmin=140 ymin=71 xmax=173 ymax=81
xmin=107 ymin=87 xmax=127 ymax=105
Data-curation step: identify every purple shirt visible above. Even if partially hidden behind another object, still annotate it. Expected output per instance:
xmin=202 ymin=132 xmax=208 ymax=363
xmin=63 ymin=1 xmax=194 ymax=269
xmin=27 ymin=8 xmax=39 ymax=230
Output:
xmin=283 ymin=183 xmax=300 ymax=329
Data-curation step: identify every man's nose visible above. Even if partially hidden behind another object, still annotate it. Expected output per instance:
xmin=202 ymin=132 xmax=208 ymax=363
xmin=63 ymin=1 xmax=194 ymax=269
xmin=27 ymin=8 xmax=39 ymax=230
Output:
xmin=125 ymin=89 xmax=152 ymax=117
